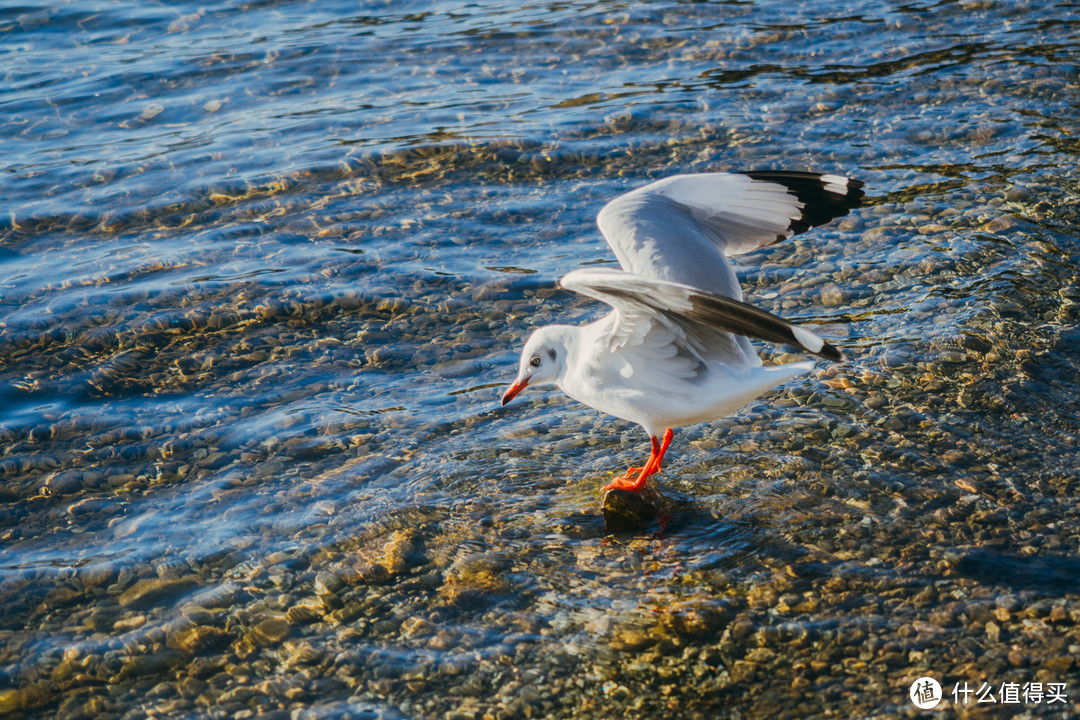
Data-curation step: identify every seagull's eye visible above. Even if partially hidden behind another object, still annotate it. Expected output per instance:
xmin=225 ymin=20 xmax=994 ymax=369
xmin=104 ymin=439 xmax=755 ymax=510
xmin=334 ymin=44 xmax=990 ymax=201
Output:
xmin=529 ymin=356 xmax=542 ymax=367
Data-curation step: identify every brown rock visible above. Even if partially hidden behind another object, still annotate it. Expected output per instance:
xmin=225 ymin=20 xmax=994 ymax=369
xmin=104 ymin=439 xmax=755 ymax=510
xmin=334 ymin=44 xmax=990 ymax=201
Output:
xmin=119 ymin=576 xmax=199 ymax=609
xmin=167 ymin=625 xmax=230 ymax=655
xmin=602 ymin=487 xmax=662 ymax=530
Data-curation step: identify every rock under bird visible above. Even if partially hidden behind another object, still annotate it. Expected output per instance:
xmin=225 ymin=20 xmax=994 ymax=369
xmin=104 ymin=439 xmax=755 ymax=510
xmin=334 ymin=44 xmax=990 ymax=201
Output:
xmin=500 ymin=171 xmax=864 ymax=493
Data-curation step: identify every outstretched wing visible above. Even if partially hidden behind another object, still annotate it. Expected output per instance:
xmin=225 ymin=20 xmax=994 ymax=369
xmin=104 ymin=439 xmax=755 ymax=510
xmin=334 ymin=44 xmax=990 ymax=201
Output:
xmin=595 ymin=171 xmax=864 ymax=300
xmin=560 ymin=267 xmax=843 ymax=364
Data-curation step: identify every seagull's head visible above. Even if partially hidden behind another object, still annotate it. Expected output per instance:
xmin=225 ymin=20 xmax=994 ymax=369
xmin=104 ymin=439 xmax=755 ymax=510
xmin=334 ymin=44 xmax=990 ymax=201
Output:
xmin=501 ymin=325 xmax=571 ymax=406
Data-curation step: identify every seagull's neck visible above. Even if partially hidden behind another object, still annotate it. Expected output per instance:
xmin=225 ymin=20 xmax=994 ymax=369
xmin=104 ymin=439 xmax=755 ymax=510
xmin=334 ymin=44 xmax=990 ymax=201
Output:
xmin=545 ymin=318 xmax=620 ymax=413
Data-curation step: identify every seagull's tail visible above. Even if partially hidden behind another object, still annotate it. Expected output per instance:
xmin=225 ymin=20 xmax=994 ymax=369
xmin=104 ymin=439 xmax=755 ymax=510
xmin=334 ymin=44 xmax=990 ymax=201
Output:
xmin=720 ymin=361 xmax=815 ymax=414
xmin=759 ymin=360 xmax=816 ymax=383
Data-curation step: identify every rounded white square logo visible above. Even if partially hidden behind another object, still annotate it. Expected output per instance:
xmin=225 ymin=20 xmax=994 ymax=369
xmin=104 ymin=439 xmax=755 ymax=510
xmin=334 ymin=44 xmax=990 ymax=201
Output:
xmin=910 ymin=677 xmax=943 ymax=709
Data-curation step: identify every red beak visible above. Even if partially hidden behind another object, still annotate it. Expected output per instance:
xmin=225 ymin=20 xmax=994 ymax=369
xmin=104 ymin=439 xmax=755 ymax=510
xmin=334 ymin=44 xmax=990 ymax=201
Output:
xmin=501 ymin=378 xmax=528 ymax=406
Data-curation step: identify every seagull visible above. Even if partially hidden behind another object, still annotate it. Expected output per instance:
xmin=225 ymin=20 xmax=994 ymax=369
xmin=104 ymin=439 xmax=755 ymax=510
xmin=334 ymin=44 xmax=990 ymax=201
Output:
xmin=500 ymin=171 xmax=864 ymax=493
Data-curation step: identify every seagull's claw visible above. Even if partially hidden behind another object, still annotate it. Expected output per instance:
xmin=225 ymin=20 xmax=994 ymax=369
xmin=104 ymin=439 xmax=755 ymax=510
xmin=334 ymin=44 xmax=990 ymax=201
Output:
xmin=602 ymin=429 xmax=673 ymax=494
xmin=603 ymin=478 xmax=645 ymax=493
xmin=603 ymin=468 xmax=653 ymax=493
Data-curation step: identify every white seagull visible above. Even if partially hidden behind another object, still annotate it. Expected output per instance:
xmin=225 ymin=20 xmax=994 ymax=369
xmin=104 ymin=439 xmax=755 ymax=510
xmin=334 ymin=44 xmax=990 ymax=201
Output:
xmin=501 ymin=171 xmax=864 ymax=493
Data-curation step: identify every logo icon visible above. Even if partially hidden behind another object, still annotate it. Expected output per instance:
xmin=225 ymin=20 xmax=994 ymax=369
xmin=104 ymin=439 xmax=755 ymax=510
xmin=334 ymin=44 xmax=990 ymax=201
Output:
xmin=910 ymin=677 xmax=943 ymax=709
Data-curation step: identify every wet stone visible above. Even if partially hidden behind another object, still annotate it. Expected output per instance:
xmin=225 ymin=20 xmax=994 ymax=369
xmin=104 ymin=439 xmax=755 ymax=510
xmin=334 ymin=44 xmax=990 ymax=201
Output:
xmin=379 ymin=530 xmax=417 ymax=575
xmin=0 ymin=684 xmax=51 ymax=715
xmin=314 ymin=571 xmax=345 ymax=597
xmin=83 ymin=609 xmax=117 ymax=632
xmin=601 ymin=488 xmax=663 ymax=530
xmin=117 ymin=650 xmax=185 ymax=681
xmin=609 ymin=625 xmax=657 ymax=651
xmin=251 ymin=617 xmax=291 ymax=646
xmin=166 ymin=625 xmax=230 ymax=655
xmin=818 ymin=282 xmax=848 ymax=307
xmin=118 ymin=576 xmax=200 ymax=610
xmin=440 ymin=554 xmax=511 ymax=605
xmin=113 ymin=614 xmax=147 ymax=632
xmin=1044 ymin=656 xmax=1075 ymax=674
xmin=286 ymin=598 xmax=326 ymax=624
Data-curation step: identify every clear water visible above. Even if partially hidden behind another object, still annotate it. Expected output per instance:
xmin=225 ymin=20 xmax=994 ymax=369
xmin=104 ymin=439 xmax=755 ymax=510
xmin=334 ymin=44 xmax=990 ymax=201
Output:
xmin=3 ymin=1 xmax=1080 ymax=717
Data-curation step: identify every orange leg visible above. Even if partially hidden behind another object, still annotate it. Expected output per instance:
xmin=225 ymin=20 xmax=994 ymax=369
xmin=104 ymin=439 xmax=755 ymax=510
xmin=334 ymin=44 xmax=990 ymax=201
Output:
xmin=603 ymin=429 xmax=674 ymax=493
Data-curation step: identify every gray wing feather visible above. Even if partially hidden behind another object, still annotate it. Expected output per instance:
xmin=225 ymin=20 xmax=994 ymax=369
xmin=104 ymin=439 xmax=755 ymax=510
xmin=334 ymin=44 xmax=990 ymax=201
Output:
xmin=561 ymin=268 xmax=842 ymax=363
xmin=595 ymin=171 xmax=865 ymax=299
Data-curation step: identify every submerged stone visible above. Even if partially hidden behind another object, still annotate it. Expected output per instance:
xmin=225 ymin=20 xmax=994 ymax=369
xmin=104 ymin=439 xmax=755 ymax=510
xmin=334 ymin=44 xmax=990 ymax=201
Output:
xmin=166 ymin=625 xmax=230 ymax=655
xmin=118 ymin=577 xmax=200 ymax=610
xmin=601 ymin=487 xmax=662 ymax=530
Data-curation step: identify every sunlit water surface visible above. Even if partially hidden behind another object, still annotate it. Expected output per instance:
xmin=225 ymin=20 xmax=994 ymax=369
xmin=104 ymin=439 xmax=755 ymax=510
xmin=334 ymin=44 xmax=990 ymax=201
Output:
xmin=3 ymin=1 xmax=1080 ymax=718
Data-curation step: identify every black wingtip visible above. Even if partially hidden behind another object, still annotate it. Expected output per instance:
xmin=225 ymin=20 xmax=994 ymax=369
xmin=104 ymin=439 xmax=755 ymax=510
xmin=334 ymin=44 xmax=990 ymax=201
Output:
xmin=743 ymin=171 xmax=865 ymax=237
xmin=819 ymin=342 xmax=844 ymax=363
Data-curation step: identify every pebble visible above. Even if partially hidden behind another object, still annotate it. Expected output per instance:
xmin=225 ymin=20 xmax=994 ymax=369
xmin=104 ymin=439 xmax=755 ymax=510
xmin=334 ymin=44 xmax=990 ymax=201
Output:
xmin=285 ymin=599 xmax=325 ymax=624
xmin=167 ymin=625 xmax=230 ymax=655
xmin=818 ymin=282 xmax=848 ymax=307
xmin=251 ymin=617 xmax=291 ymax=646
xmin=119 ymin=577 xmax=200 ymax=610
xmin=601 ymin=487 xmax=661 ymax=530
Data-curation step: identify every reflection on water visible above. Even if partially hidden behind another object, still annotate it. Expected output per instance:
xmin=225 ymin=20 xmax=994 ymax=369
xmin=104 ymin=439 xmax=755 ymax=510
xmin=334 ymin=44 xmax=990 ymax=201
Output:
xmin=3 ymin=0 xmax=1080 ymax=718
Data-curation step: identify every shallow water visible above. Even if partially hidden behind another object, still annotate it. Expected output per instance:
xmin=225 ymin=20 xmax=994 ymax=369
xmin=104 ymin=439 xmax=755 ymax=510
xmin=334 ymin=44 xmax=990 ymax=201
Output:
xmin=3 ymin=0 xmax=1080 ymax=718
